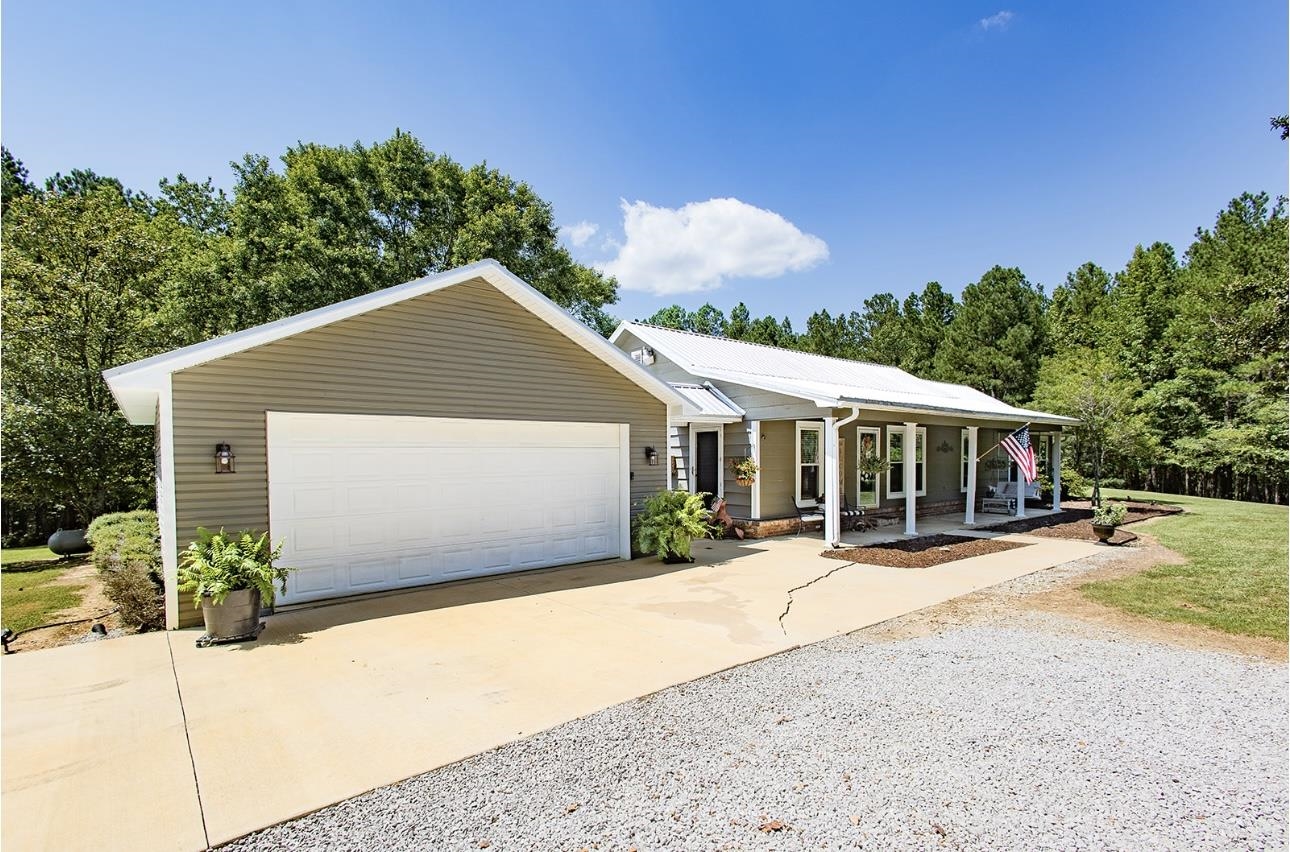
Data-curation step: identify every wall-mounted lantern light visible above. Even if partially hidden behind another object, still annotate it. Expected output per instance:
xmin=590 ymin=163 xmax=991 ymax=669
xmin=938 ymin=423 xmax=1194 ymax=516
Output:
xmin=214 ymin=443 xmax=236 ymax=474
xmin=644 ymin=446 xmax=659 ymax=466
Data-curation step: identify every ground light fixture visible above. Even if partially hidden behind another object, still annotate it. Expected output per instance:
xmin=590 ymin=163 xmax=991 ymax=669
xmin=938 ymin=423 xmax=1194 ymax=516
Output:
xmin=644 ymin=446 xmax=659 ymax=466
xmin=214 ymin=442 xmax=236 ymax=473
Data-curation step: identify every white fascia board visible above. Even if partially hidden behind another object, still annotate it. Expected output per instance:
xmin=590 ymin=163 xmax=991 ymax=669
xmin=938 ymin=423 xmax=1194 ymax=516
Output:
xmin=833 ymin=396 xmax=1079 ymax=426
xmin=671 ymin=414 xmax=744 ymax=426
xmin=104 ymin=261 xmax=687 ymax=426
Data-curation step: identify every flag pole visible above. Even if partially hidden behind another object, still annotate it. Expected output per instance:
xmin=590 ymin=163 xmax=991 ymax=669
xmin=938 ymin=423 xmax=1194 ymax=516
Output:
xmin=975 ymin=422 xmax=1031 ymax=462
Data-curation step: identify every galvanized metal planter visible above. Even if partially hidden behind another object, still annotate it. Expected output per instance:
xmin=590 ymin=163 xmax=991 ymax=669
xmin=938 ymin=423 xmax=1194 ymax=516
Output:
xmin=198 ymin=588 xmax=264 ymax=646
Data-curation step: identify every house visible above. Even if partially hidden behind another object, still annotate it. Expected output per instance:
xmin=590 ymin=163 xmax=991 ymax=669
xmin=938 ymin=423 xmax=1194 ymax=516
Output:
xmin=103 ymin=261 xmax=689 ymax=629
xmin=610 ymin=322 xmax=1079 ymax=542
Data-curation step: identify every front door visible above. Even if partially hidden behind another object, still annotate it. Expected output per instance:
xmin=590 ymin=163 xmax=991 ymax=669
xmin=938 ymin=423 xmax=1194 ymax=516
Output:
xmin=695 ymin=430 xmax=720 ymax=506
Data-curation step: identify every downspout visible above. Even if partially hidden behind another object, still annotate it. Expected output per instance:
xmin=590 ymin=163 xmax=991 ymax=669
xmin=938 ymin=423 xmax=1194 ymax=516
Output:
xmin=826 ymin=406 xmax=861 ymax=546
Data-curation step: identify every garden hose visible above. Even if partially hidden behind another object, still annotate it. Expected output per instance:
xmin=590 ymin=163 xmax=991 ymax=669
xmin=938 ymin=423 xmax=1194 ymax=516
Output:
xmin=1 ymin=607 xmax=121 ymax=653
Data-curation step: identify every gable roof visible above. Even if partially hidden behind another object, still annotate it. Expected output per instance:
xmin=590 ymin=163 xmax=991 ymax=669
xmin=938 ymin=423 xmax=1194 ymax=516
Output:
xmin=105 ymin=260 xmax=687 ymax=425
xmin=611 ymin=322 xmax=1077 ymax=426
xmin=667 ymin=382 xmax=744 ymax=423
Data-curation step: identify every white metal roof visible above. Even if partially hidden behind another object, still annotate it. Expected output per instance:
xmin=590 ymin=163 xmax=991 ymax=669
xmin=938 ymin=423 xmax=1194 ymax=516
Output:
xmin=668 ymin=382 xmax=744 ymax=423
xmin=612 ymin=322 xmax=1077 ymax=426
xmin=104 ymin=261 xmax=688 ymax=425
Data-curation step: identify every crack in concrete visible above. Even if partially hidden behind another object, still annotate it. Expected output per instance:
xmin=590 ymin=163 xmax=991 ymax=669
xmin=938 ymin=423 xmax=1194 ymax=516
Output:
xmin=778 ymin=561 xmax=857 ymax=634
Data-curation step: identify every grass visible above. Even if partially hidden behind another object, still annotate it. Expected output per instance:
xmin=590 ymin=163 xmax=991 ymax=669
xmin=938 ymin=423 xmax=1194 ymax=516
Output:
xmin=1 ymin=545 xmax=59 ymax=566
xmin=1 ymin=565 xmax=85 ymax=634
xmin=1080 ymin=488 xmax=1289 ymax=642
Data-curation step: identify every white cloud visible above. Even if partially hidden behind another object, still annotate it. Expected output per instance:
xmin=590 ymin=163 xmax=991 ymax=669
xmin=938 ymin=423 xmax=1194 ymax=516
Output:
xmin=978 ymin=10 xmax=1014 ymax=30
xmin=598 ymin=198 xmax=829 ymax=295
xmin=561 ymin=220 xmax=599 ymax=247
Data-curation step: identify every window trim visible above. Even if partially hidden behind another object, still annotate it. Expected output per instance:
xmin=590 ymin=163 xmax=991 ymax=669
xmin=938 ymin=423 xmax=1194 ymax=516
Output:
xmin=795 ymin=421 xmax=823 ymax=506
xmin=887 ymin=426 xmax=927 ymax=498
xmin=855 ymin=426 xmax=882 ymax=508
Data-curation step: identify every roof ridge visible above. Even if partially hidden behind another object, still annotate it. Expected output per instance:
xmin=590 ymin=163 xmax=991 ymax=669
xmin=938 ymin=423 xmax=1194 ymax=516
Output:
xmin=628 ymin=321 xmax=903 ymax=372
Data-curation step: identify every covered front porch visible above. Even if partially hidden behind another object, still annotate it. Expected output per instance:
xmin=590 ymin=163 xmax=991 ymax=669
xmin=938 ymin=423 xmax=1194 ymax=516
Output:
xmin=669 ymin=407 xmax=1069 ymax=546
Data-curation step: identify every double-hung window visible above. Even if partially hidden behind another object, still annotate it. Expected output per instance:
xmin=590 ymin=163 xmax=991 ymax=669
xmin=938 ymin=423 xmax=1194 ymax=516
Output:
xmin=856 ymin=427 xmax=881 ymax=508
xmin=887 ymin=426 xmax=926 ymax=498
xmin=796 ymin=422 xmax=823 ymax=504
xmin=960 ymin=428 xmax=971 ymax=493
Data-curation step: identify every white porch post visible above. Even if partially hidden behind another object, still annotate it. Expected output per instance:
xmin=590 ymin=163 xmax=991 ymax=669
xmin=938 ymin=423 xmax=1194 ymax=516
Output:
xmin=1014 ymin=456 xmax=1027 ymax=519
xmin=903 ymin=421 xmax=918 ymax=535
xmin=823 ymin=416 xmax=840 ymax=544
xmin=748 ymin=421 xmax=761 ymax=519
xmin=964 ymin=425 xmax=978 ymax=526
xmin=1052 ymin=433 xmax=1063 ymax=512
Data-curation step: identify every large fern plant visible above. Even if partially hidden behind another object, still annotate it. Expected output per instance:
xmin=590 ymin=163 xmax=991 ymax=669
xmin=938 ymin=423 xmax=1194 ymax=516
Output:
xmin=178 ymin=528 xmax=291 ymax=607
xmin=636 ymin=490 xmax=713 ymax=561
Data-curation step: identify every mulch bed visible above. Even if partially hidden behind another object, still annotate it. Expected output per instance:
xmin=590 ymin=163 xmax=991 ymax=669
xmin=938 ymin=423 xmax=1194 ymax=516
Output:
xmin=985 ymin=500 xmax=1184 ymax=545
xmin=823 ymin=534 xmax=1030 ymax=568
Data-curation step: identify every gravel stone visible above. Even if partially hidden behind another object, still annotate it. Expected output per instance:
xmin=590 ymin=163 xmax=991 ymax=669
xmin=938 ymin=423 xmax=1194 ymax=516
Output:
xmin=223 ymin=603 xmax=1286 ymax=851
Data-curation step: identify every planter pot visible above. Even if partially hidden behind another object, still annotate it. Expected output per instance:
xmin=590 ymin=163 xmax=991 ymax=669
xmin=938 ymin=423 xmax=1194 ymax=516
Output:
xmin=47 ymin=528 xmax=90 ymax=556
xmin=1091 ymin=523 xmax=1117 ymax=543
xmin=661 ymin=552 xmax=694 ymax=565
xmin=200 ymin=588 xmax=262 ymax=640
xmin=735 ymin=477 xmax=755 ymax=487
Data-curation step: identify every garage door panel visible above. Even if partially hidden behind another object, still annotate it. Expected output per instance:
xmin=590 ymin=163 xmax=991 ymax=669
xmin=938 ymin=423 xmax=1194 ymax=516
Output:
xmin=269 ymin=413 xmax=625 ymax=605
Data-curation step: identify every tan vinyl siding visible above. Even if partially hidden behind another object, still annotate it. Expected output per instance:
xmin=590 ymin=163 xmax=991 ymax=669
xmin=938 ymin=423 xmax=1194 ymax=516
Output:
xmin=722 ymin=422 xmax=752 ymax=516
xmin=169 ymin=279 xmax=666 ymax=625
xmin=755 ymin=420 xmax=797 ymax=519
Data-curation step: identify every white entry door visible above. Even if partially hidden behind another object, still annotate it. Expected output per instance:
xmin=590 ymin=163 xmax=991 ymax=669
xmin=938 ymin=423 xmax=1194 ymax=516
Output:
xmin=267 ymin=412 xmax=628 ymax=605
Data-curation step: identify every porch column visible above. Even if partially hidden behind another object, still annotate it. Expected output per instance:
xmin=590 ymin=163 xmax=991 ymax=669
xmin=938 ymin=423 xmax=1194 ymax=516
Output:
xmin=1052 ymin=433 xmax=1063 ymax=512
xmin=823 ymin=416 xmax=840 ymax=544
xmin=964 ymin=425 xmax=978 ymax=525
xmin=1014 ymin=458 xmax=1027 ymax=519
xmin=748 ymin=421 xmax=761 ymax=519
xmin=903 ymin=421 xmax=918 ymax=535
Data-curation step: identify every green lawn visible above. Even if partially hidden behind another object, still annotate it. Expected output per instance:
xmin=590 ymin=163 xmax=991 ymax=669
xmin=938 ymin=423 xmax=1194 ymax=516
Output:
xmin=1 ymin=565 xmax=84 ymax=633
xmin=1 ymin=545 xmax=58 ymax=566
xmin=1080 ymin=489 xmax=1289 ymax=642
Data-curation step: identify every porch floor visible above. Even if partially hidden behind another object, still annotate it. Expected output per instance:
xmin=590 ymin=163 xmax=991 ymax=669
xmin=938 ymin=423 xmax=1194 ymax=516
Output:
xmin=835 ymin=507 xmax=1064 ymax=547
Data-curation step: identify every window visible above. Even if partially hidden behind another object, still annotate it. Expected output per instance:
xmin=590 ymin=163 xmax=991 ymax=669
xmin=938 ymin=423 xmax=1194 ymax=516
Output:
xmin=960 ymin=429 xmax=970 ymax=493
xmin=796 ymin=421 xmax=823 ymax=505
xmin=856 ymin=427 xmax=881 ymax=508
xmin=887 ymin=426 xmax=926 ymax=498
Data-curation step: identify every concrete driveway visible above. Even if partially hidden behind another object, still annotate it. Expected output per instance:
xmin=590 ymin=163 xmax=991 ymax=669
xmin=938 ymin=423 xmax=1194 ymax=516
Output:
xmin=2 ymin=531 xmax=1103 ymax=851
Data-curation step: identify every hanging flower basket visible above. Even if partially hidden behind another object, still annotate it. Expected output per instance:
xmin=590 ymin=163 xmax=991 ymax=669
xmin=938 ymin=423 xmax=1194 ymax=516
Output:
xmin=855 ymin=447 xmax=891 ymax=477
xmin=729 ymin=456 xmax=759 ymax=487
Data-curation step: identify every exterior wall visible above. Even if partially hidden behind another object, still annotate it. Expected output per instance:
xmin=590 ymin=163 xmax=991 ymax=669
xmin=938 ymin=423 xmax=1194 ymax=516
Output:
xmin=722 ymin=421 xmax=753 ymax=516
xmin=613 ymin=330 xmax=702 ymax=384
xmin=754 ymin=420 xmax=798 ymax=519
xmin=668 ymin=424 xmax=690 ymax=491
xmin=169 ymin=279 xmax=667 ymax=626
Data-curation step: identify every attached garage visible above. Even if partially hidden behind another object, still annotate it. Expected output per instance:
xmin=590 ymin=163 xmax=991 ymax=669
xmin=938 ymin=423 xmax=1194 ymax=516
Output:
xmin=268 ymin=413 xmax=628 ymax=605
xmin=103 ymin=260 xmax=685 ymax=628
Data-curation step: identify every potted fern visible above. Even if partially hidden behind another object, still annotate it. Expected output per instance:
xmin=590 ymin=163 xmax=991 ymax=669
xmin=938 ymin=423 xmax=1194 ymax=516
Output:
xmin=178 ymin=528 xmax=292 ymax=643
xmin=636 ymin=490 xmax=714 ymax=564
xmin=1090 ymin=503 xmax=1127 ymax=543
xmin=855 ymin=445 xmax=891 ymax=477
xmin=729 ymin=456 xmax=759 ymax=487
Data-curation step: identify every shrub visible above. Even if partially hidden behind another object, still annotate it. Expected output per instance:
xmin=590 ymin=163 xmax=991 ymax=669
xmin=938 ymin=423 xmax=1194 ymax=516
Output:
xmin=178 ymin=528 xmax=290 ymax=606
xmin=635 ymin=490 xmax=713 ymax=561
xmin=87 ymin=510 xmax=165 ymax=631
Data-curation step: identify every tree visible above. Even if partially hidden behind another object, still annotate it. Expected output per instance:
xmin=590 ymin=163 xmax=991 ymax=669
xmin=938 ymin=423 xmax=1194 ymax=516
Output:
xmin=855 ymin=293 xmax=905 ymax=365
xmin=933 ymin=266 xmax=1048 ymax=404
xmin=899 ymin=282 xmax=955 ymax=375
xmin=1 ymin=147 xmax=33 ymax=212
xmin=726 ymin=303 xmax=752 ymax=339
xmin=217 ymin=132 xmax=617 ymax=333
xmin=1030 ymin=349 xmax=1155 ymax=502
xmin=644 ymin=305 xmax=692 ymax=329
xmin=2 ymin=185 xmax=170 ymax=530
xmin=1047 ymin=262 xmax=1111 ymax=353
xmin=691 ymin=303 xmax=727 ymax=336
xmin=1272 ymin=114 xmax=1288 ymax=141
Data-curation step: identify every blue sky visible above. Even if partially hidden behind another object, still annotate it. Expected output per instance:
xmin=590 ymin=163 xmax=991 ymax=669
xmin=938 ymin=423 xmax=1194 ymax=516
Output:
xmin=4 ymin=1 xmax=1286 ymax=326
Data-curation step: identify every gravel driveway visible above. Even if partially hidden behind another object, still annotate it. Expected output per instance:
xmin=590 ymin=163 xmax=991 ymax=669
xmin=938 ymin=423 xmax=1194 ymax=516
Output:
xmin=225 ymin=563 xmax=1287 ymax=851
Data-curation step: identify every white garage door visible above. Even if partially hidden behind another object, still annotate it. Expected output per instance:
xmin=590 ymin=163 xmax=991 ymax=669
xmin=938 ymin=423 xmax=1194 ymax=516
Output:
xmin=268 ymin=412 xmax=628 ymax=605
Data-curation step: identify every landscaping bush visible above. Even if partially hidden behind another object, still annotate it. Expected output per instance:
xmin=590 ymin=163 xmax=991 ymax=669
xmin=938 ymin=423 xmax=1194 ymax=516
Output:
xmin=87 ymin=510 xmax=165 ymax=631
xmin=1060 ymin=469 xmax=1092 ymax=499
xmin=635 ymin=490 xmax=714 ymax=562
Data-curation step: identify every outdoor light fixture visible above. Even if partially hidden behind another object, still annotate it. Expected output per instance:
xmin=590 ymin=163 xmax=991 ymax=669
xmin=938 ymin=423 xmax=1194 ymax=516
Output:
xmin=645 ymin=446 xmax=659 ymax=466
xmin=214 ymin=443 xmax=236 ymax=474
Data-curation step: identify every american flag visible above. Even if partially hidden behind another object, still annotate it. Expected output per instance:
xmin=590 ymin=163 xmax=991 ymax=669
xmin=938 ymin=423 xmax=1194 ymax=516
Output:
xmin=1001 ymin=424 xmax=1038 ymax=484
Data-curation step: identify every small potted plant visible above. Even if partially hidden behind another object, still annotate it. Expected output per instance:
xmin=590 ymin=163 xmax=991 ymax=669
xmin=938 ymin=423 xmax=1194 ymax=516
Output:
xmin=636 ymin=490 xmax=714 ymax=564
xmin=179 ymin=528 xmax=292 ymax=642
xmin=729 ymin=456 xmax=759 ymax=487
xmin=1090 ymin=503 xmax=1128 ymax=543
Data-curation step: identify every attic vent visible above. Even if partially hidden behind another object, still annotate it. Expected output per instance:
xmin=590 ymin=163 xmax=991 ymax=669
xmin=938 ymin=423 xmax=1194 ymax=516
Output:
xmin=630 ymin=347 xmax=656 ymax=366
